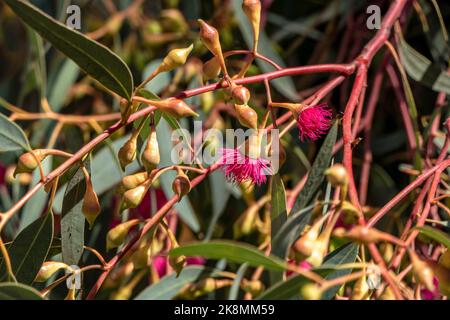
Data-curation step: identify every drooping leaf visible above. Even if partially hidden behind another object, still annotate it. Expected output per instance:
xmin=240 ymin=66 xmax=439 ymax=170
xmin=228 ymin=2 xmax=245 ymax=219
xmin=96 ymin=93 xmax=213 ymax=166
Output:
xmin=416 ymin=225 xmax=450 ymax=249
xmin=61 ymin=160 xmax=91 ymax=266
xmin=397 ymin=31 xmax=450 ymax=95
xmin=0 ymin=283 xmax=44 ymax=300
xmin=169 ymin=240 xmax=287 ymax=271
xmin=258 ymin=243 xmax=358 ymax=300
xmin=135 ymin=266 xmax=221 ymax=300
xmin=0 ymin=112 xmax=32 ymax=153
xmin=4 ymin=0 xmax=134 ymax=100
xmin=293 ymin=121 xmax=338 ymax=212
xmin=3 ymin=212 xmax=54 ymax=284
xmin=228 ymin=263 xmax=248 ymax=300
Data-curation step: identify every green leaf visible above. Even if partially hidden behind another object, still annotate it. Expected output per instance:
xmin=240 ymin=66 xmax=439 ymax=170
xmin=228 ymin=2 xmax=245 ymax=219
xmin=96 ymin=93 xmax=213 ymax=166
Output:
xmin=169 ymin=240 xmax=287 ymax=271
xmin=4 ymin=0 xmax=133 ymax=100
xmin=397 ymin=32 xmax=450 ymax=95
xmin=271 ymin=174 xmax=287 ymax=240
xmin=135 ymin=266 xmax=221 ymax=300
xmin=0 ymin=283 xmax=44 ymax=300
xmin=0 ymin=112 xmax=32 ymax=153
xmin=4 ymin=212 xmax=54 ymax=284
xmin=228 ymin=263 xmax=248 ymax=300
xmin=48 ymin=59 xmax=79 ymax=111
xmin=258 ymin=243 xmax=358 ymax=300
xmin=61 ymin=161 xmax=90 ymax=266
xmin=416 ymin=225 xmax=450 ymax=249
xmin=293 ymin=121 xmax=338 ymax=212
xmin=231 ymin=0 xmax=298 ymax=101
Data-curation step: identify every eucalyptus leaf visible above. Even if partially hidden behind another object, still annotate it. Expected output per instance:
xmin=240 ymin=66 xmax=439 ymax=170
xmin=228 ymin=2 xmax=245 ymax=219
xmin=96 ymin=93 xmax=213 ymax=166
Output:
xmin=4 ymin=0 xmax=133 ymax=100
xmin=2 ymin=212 xmax=54 ymax=284
xmin=293 ymin=121 xmax=338 ymax=212
xmin=169 ymin=240 xmax=287 ymax=271
xmin=0 ymin=283 xmax=44 ymax=300
xmin=61 ymin=160 xmax=91 ymax=266
xmin=416 ymin=225 xmax=450 ymax=249
xmin=0 ymin=112 xmax=32 ymax=153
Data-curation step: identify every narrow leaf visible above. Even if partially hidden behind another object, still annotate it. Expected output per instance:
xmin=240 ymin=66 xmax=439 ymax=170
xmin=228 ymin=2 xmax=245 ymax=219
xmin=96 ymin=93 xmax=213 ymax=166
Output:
xmin=416 ymin=226 xmax=450 ymax=249
xmin=169 ymin=240 xmax=287 ymax=271
xmin=61 ymin=161 xmax=90 ymax=266
xmin=5 ymin=0 xmax=133 ymax=99
xmin=0 ymin=283 xmax=44 ymax=300
xmin=0 ymin=112 xmax=32 ymax=153
xmin=293 ymin=121 xmax=338 ymax=212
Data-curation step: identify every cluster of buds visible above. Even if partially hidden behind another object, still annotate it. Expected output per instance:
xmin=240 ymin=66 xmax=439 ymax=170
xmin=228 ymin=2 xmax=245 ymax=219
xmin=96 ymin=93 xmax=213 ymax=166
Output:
xmin=230 ymin=85 xmax=258 ymax=130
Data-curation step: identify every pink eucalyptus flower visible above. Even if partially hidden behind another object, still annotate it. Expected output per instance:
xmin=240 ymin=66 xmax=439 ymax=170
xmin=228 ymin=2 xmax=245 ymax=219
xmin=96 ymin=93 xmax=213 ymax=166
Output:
xmin=218 ymin=148 xmax=272 ymax=186
xmin=296 ymin=103 xmax=332 ymax=142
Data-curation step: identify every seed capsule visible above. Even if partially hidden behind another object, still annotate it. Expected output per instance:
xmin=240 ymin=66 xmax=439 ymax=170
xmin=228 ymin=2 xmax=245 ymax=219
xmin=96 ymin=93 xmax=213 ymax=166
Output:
xmin=35 ymin=261 xmax=68 ymax=282
xmin=234 ymin=104 xmax=258 ymax=129
xmin=82 ymin=178 xmax=101 ymax=229
xmin=118 ymin=136 xmax=138 ymax=170
xmin=172 ymin=169 xmax=191 ymax=200
xmin=141 ymin=129 xmax=160 ymax=173
xmin=232 ymin=85 xmax=251 ymax=105
xmin=324 ymin=164 xmax=349 ymax=187
xmin=159 ymin=44 xmax=193 ymax=73
xmin=106 ymin=219 xmax=140 ymax=251
xmin=121 ymin=172 xmax=149 ymax=190
xmin=14 ymin=149 xmax=48 ymax=176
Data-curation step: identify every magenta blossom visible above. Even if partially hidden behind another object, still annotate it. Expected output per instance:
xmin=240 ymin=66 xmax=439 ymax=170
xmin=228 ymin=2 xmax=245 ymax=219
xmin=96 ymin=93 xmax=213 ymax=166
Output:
xmin=296 ymin=103 xmax=332 ymax=141
xmin=421 ymin=277 xmax=440 ymax=300
xmin=218 ymin=148 xmax=272 ymax=185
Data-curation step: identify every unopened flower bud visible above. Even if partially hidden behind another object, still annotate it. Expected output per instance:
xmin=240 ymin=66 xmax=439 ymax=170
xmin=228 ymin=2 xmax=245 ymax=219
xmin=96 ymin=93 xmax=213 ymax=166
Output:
xmin=234 ymin=104 xmax=258 ymax=129
xmin=410 ymin=250 xmax=435 ymax=291
xmin=154 ymin=98 xmax=198 ymax=118
xmin=340 ymin=201 xmax=361 ymax=225
xmin=14 ymin=149 xmax=48 ymax=176
xmin=300 ymin=283 xmax=322 ymax=300
xmin=379 ymin=286 xmax=396 ymax=300
xmin=35 ymin=261 xmax=68 ymax=282
xmin=294 ymin=215 xmax=327 ymax=257
xmin=197 ymin=19 xmax=226 ymax=73
xmin=169 ymin=254 xmax=186 ymax=276
xmin=131 ymin=242 xmax=151 ymax=269
xmin=118 ymin=136 xmax=138 ymax=170
xmin=242 ymin=0 xmax=261 ymax=51
xmin=141 ymin=129 xmax=160 ymax=172
xmin=121 ymin=172 xmax=149 ymax=190
xmin=123 ymin=185 xmax=148 ymax=209
xmin=242 ymin=279 xmax=264 ymax=297
xmin=107 ymin=219 xmax=140 ymax=251
xmin=351 ymin=276 xmax=370 ymax=300
xmin=203 ymin=57 xmax=221 ymax=80
xmin=232 ymin=85 xmax=251 ymax=105
xmin=82 ymin=178 xmax=101 ymax=229
xmin=333 ymin=225 xmax=385 ymax=244
xmin=324 ymin=164 xmax=349 ymax=187
xmin=5 ymin=166 xmax=32 ymax=185
xmin=159 ymin=44 xmax=193 ymax=73
xmin=172 ymin=169 xmax=191 ymax=200
xmin=233 ymin=206 xmax=258 ymax=238
xmin=201 ymin=91 xmax=215 ymax=113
